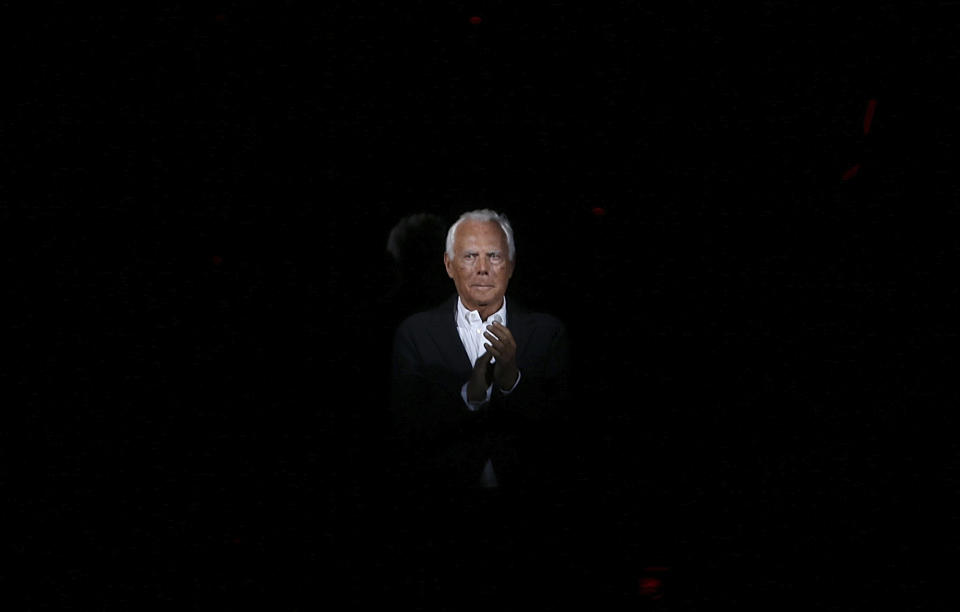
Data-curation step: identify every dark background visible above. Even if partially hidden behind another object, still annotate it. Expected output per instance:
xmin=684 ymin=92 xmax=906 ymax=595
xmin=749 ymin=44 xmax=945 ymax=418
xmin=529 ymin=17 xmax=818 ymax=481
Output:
xmin=7 ymin=1 xmax=959 ymax=609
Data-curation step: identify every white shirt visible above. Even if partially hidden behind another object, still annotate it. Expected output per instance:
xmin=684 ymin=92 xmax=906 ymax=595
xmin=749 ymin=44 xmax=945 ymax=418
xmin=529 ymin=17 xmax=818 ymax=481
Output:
xmin=454 ymin=296 xmax=521 ymax=488
xmin=455 ymin=296 xmax=521 ymax=408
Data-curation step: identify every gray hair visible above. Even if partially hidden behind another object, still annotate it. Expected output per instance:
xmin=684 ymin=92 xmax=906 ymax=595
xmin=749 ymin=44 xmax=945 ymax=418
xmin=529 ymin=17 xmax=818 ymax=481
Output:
xmin=445 ymin=209 xmax=516 ymax=262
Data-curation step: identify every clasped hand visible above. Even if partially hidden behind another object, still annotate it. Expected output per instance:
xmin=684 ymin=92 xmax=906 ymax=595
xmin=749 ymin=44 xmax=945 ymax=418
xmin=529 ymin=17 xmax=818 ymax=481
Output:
xmin=466 ymin=321 xmax=519 ymax=402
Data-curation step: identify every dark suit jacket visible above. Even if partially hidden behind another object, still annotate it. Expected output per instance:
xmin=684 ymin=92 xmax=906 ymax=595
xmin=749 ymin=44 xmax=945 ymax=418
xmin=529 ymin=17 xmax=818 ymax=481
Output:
xmin=389 ymin=294 xmax=570 ymax=495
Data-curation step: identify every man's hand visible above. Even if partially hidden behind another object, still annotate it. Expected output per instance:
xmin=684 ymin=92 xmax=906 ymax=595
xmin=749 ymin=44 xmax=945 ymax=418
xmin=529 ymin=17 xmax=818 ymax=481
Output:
xmin=466 ymin=349 xmax=494 ymax=403
xmin=484 ymin=321 xmax=519 ymax=391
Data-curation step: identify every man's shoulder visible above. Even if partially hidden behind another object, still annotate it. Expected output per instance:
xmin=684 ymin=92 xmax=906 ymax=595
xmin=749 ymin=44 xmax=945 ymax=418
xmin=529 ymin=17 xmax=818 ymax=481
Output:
xmin=395 ymin=295 xmax=457 ymax=335
xmin=509 ymin=299 xmax=566 ymax=331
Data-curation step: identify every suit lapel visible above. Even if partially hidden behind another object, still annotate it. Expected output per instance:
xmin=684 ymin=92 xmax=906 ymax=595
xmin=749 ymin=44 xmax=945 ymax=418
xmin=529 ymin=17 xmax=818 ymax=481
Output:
xmin=428 ymin=295 xmax=473 ymax=374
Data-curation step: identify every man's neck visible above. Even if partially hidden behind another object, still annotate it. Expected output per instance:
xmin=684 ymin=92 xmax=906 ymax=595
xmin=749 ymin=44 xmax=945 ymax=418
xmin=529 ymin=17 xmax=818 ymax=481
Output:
xmin=477 ymin=305 xmax=501 ymax=322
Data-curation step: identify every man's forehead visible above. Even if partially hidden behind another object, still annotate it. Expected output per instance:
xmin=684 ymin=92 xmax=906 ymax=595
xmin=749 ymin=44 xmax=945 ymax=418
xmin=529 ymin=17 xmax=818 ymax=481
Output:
xmin=455 ymin=220 xmax=506 ymax=245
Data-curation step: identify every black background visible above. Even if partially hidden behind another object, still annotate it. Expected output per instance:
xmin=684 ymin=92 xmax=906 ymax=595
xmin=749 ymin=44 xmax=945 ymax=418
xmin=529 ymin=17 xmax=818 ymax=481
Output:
xmin=7 ymin=1 xmax=959 ymax=609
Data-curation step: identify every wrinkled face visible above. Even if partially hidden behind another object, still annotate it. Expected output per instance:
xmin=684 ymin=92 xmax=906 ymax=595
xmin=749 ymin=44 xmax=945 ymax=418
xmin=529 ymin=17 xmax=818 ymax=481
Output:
xmin=444 ymin=220 xmax=514 ymax=314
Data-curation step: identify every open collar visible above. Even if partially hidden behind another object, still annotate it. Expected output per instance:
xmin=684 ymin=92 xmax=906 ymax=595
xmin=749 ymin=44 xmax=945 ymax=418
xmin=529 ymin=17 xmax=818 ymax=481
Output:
xmin=440 ymin=294 xmax=535 ymax=368
xmin=455 ymin=296 xmax=508 ymax=329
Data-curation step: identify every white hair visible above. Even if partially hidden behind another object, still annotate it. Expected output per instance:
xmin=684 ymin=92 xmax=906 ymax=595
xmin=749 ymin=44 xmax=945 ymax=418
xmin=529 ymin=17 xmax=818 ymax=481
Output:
xmin=445 ymin=209 xmax=516 ymax=262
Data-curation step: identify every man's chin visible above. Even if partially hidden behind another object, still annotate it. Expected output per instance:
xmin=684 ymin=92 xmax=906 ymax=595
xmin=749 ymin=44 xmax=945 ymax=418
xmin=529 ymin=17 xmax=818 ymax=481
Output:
xmin=470 ymin=292 xmax=503 ymax=308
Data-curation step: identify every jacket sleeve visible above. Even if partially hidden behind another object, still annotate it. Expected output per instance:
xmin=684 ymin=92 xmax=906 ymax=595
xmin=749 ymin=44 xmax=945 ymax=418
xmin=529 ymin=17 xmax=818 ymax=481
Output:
xmin=388 ymin=320 xmax=490 ymax=486
xmin=487 ymin=317 xmax=571 ymax=428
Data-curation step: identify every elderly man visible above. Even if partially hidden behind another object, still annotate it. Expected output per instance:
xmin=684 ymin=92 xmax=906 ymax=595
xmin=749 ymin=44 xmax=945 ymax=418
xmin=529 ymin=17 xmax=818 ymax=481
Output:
xmin=387 ymin=208 xmax=570 ymax=605
xmin=389 ymin=208 xmax=570 ymax=494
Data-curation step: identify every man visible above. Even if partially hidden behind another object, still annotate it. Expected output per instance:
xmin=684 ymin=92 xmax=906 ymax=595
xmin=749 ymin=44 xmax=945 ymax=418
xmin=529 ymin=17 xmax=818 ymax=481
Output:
xmin=389 ymin=208 xmax=570 ymax=495
xmin=386 ymin=208 xmax=570 ymax=605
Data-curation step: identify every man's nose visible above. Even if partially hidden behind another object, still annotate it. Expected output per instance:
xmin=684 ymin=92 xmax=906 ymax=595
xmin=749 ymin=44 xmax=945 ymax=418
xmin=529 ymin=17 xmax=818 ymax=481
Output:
xmin=475 ymin=256 xmax=490 ymax=273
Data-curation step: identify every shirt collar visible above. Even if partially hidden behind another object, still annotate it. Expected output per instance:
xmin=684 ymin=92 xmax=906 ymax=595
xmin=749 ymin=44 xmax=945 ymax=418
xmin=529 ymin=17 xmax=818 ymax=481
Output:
xmin=456 ymin=296 xmax=508 ymax=328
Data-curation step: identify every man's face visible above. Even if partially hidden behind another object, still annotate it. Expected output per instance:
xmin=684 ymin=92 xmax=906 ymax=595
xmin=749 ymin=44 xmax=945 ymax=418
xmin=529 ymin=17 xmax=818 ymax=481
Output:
xmin=444 ymin=220 xmax=514 ymax=313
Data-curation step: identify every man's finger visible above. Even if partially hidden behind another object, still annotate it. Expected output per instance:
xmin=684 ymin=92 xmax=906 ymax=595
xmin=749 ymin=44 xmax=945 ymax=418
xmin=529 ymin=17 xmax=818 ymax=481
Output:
xmin=485 ymin=344 xmax=503 ymax=360
xmin=488 ymin=322 xmax=514 ymax=341
xmin=483 ymin=331 xmax=503 ymax=347
xmin=486 ymin=322 xmax=514 ymax=338
xmin=484 ymin=332 xmax=515 ymax=357
xmin=483 ymin=341 xmax=503 ymax=355
xmin=487 ymin=325 xmax=516 ymax=350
